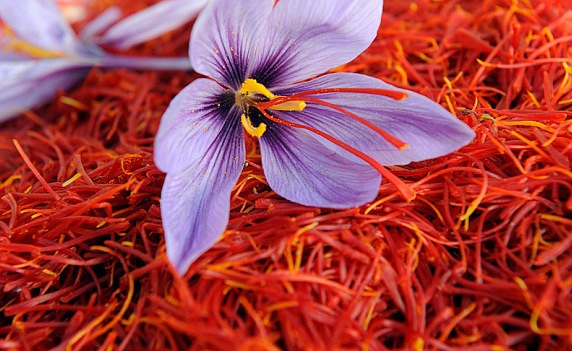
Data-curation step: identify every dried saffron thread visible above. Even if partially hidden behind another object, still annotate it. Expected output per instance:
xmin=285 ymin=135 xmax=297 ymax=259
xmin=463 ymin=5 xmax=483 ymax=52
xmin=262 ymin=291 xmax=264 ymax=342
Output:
xmin=12 ymin=139 xmax=61 ymax=202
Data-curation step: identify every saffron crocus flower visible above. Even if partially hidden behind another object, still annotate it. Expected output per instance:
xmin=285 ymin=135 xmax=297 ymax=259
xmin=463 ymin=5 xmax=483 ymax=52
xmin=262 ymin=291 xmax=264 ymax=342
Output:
xmin=0 ymin=0 xmax=207 ymax=122
xmin=154 ymin=0 xmax=476 ymax=274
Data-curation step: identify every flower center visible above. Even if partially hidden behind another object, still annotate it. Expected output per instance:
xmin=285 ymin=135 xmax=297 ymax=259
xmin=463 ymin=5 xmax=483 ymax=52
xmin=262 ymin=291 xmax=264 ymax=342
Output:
xmin=236 ymin=78 xmax=306 ymax=138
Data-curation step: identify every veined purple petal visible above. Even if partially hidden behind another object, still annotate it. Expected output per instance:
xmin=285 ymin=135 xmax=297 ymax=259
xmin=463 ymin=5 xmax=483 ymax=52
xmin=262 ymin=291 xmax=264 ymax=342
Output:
xmin=160 ymin=115 xmax=245 ymax=274
xmin=96 ymin=0 xmax=208 ymax=50
xmin=265 ymin=0 xmax=383 ymax=85
xmin=0 ymin=0 xmax=86 ymax=55
xmin=154 ymin=78 xmax=241 ymax=173
xmin=190 ymin=0 xmax=383 ymax=89
xmin=259 ymin=126 xmax=381 ymax=208
xmin=190 ymin=0 xmax=274 ymax=89
xmin=272 ymin=72 xmax=475 ymax=166
xmin=0 ymin=59 xmax=88 ymax=122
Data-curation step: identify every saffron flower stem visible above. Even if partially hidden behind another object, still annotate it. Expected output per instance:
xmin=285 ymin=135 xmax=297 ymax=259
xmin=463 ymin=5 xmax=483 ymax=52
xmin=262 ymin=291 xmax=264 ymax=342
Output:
xmin=95 ymin=56 xmax=193 ymax=71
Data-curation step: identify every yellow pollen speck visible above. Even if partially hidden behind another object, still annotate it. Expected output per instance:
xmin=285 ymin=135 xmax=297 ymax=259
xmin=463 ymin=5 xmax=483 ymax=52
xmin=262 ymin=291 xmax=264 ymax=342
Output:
xmin=241 ymin=114 xmax=267 ymax=137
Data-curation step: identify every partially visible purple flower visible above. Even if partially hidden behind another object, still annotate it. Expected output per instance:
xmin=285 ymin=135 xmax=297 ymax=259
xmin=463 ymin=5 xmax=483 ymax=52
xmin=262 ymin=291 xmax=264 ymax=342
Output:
xmin=154 ymin=0 xmax=476 ymax=274
xmin=84 ymin=0 xmax=209 ymax=50
xmin=0 ymin=0 xmax=207 ymax=122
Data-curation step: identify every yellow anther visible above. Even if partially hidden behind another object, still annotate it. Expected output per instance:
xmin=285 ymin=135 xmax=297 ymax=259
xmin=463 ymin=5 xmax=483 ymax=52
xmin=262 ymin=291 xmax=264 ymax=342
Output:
xmin=241 ymin=114 xmax=267 ymax=137
xmin=240 ymin=78 xmax=276 ymax=99
xmin=240 ymin=79 xmax=306 ymax=111
xmin=7 ymin=40 xmax=63 ymax=58
xmin=2 ymin=25 xmax=63 ymax=58
xmin=270 ymin=100 xmax=307 ymax=111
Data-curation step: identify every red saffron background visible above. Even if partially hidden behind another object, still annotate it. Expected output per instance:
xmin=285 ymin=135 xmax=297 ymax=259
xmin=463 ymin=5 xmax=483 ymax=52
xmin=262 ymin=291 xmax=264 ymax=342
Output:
xmin=1 ymin=0 xmax=571 ymax=350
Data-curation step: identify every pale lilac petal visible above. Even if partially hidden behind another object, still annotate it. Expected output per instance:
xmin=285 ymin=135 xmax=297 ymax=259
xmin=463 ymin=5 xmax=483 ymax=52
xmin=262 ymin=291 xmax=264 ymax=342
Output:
xmin=79 ymin=7 xmax=122 ymax=41
xmin=161 ymin=118 xmax=245 ymax=274
xmin=190 ymin=0 xmax=382 ymax=88
xmin=0 ymin=36 xmax=23 ymax=60
xmin=272 ymin=73 xmax=475 ymax=166
xmin=265 ymin=0 xmax=383 ymax=85
xmin=97 ymin=0 xmax=208 ymax=50
xmin=154 ymin=78 xmax=241 ymax=173
xmin=0 ymin=60 xmax=88 ymax=122
xmin=259 ymin=126 xmax=381 ymax=208
xmin=189 ymin=0 xmax=274 ymax=89
xmin=0 ymin=0 xmax=86 ymax=55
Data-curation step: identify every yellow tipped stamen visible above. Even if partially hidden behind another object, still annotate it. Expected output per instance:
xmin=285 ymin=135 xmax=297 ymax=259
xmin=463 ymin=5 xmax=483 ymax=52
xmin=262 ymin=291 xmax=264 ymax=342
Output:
xmin=240 ymin=78 xmax=276 ymax=99
xmin=240 ymin=78 xmax=307 ymax=111
xmin=270 ymin=100 xmax=307 ymax=111
xmin=241 ymin=114 xmax=267 ymax=137
xmin=7 ymin=40 xmax=63 ymax=58
xmin=3 ymin=24 xmax=63 ymax=58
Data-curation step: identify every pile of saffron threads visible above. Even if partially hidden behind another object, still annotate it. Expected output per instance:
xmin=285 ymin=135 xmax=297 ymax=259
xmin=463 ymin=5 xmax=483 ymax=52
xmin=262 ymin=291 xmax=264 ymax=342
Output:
xmin=1 ymin=0 xmax=571 ymax=350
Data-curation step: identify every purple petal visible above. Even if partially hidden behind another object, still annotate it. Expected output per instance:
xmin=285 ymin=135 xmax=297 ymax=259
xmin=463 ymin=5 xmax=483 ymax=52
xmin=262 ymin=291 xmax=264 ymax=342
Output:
xmin=154 ymin=78 xmax=241 ymax=173
xmin=160 ymin=117 xmax=245 ymax=274
xmin=96 ymin=0 xmax=208 ymax=50
xmin=265 ymin=0 xmax=383 ymax=85
xmin=189 ymin=0 xmax=274 ymax=89
xmin=259 ymin=126 xmax=381 ymax=208
xmin=0 ymin=60 xmax=88 ymax=122
xmin=79 ymin=7 xmax=122 ymax=41
xmin=272 ymin=72 xmax=475 ymax=166
xmin=190 ymin=0 xmax=382 ymax=88
xmin=0 ymin=0 xmax=86 ymax=55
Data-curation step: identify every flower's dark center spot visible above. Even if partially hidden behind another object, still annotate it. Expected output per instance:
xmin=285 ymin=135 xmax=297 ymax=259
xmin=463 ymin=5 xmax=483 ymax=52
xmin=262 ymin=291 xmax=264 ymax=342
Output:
xmin=236 ymin=78 xmax=306 ymax=137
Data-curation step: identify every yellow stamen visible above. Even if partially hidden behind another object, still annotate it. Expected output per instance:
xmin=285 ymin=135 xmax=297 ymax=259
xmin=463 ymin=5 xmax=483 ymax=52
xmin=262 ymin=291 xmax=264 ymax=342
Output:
xmin=270 ymin=100 xmax=307 ymax=111
xmin=240 ymin=78 xmax=276 ymax=99
xmin=241 ymin=114 xmax=267 ymax=137
xmin=240 ymin=78 xmax=306 ymax=111
xmin=7 ymin=40 xmax=63 ymax=58
xmin=238 ymin=79 xmax=306 ymax=137
xmin=2 ymin=24 xmax=63 ymax=58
